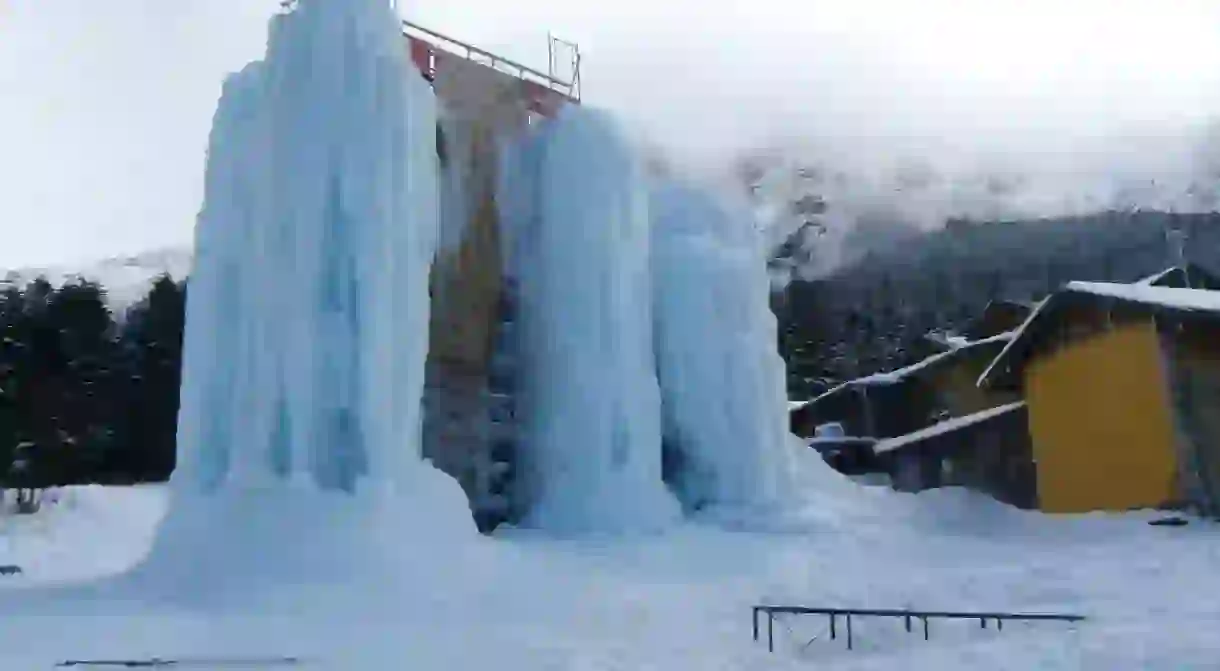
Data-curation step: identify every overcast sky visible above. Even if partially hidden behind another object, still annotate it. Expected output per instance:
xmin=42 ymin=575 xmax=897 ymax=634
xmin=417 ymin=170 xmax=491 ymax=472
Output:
xmin=4 ymin=0 xmax=1220 ymax=268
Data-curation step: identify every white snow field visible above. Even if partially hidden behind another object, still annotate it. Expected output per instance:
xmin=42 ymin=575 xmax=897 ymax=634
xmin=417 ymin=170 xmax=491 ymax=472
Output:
xmin=0 ymin=486 xmax=167 ymax=585
xmin=0 ymin=481 xmax=1218 ymax=669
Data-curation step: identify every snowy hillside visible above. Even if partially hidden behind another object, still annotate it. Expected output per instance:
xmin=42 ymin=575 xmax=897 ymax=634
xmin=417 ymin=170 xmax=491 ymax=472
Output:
xmin=747 ymin=124 xmax=1220 ymax=285
xmin=1 ymin=246 xmax=192 ymax=307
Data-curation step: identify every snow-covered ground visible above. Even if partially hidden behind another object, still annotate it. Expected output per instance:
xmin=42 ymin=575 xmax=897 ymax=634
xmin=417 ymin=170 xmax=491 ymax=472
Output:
xmin=0 ymin=486 xmax=166 ymax=586
xmin=0 ymin=477 xmax=1216 ymax=669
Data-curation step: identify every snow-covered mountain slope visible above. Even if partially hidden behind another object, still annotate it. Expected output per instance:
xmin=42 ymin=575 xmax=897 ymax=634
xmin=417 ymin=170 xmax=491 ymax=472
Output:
xmin=0 ymin=476 xmax=1217 ymax=669
xmin=1 ymin=246 xmax=192 ymax=307
xmin=745 ymin=126 xmax=1220 ymax=285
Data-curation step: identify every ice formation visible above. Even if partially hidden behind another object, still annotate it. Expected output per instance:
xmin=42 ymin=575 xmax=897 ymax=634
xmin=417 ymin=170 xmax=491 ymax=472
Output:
xmin=503 ymin=108 xmax=681 ymax=533
xmin=650 ymin=179 xmax=800 ymax=516
xmin=137 ymin=0 xmax=799 ymax=570
xmin=139 ymin=0 xmax=475 ymax=599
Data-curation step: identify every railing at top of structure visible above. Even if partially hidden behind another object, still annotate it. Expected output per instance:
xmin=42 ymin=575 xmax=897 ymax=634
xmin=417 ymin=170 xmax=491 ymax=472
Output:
xmin=402 ymin=20 xmax=581 ymax=104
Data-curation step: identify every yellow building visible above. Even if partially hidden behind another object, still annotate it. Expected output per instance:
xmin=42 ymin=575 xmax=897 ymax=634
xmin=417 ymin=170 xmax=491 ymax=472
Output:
xmin=978 ymin=281 xmax=1220 ymax=515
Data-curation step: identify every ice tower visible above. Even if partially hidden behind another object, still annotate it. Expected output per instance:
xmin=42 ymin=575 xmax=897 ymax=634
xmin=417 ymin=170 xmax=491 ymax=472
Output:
xmin=651 ymin=180 xmax=800 ymax=517
xmin=502 ymin=110 xmax=683 ymax=533
xmin=149 ymin=0 xmax=799 ymax=582
xmin=139 ymin=0 xmax=474 ymax=595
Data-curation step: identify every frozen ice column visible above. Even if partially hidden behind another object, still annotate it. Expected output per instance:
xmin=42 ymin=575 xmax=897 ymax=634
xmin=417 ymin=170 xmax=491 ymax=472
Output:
xmin=512 ymin=108 xmax=680 ymax=533
xmin=651 ymin=179 xmax=799 ymax=516
xmin=139 ymin=0 xmax=469 ymax=600
xmin=172 ymin=0 xmax=440 ymax=495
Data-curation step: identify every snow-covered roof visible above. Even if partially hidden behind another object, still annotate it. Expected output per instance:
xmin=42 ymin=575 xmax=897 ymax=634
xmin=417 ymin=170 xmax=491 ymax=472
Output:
xmin=1137 ymin=267 xmax=1180 ymax=286
xmin=1066 ymin=281 xmax=1220 ymax=312
xmin=977 ymin=282 xmax=1220 ymax=389
xmin=944 ymin=334 xmax=971 ymax=348
xmin=874 ymin=401 xmax=1026 ymax=454
xmin=1135 ymin=263 xmax=1220 ymax=290
xmin=923 ymin=331 xmax=971 ymax=349
xmin=807 ymin=436 xmax=875 ymax=445
xmin=791 ymin=330 xmax=1015 ymax=413
xmin=861 ymin=332 xmax=1014 ymax=385
xmin=961 ymin=330 xmax=1016 ymax=348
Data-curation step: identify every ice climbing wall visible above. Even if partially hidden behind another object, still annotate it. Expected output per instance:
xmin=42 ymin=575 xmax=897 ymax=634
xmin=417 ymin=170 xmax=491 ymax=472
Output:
xmin=504 ymin=108 xmax=681 ymax=533
xmin=140 ymin=0 xmax=475 ymax=599
xmin=651 ymin=179 xmax=800 ymax=517
xmin=421 ymin=50 xmax=542 ymax=530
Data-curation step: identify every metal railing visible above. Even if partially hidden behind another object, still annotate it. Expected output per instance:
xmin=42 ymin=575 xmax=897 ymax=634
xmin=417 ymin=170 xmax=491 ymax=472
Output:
xmin=753 ymin=605 xmax=1086 ymax=652
xmin=402 ymin=20 xmax=580 ymax=102
xmin=58 ymin=657 xmax=301 ymax=668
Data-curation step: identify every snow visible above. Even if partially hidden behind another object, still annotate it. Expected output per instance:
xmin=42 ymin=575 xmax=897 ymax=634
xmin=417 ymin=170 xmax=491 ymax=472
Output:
xmin=135 ymin=0 xmax=476 ymax=601
xmin=1066 ymin=280 xmax=1220 ymax=312
xmin=874 ymin=402 xmax=1027 ymax=454
xmin=3 ymin=483 xmax=1220 ymax=668
xmin=925 ymin=331 xmax=974 ymax=349
xmin=945 ymin=334 xmax=972 ymax=347
xmin=507 ymin=106 xmax=680 ymax=533
xmin=1 ymin=247 xmax=192 ymax=307
xmin=1137 ymin=267 xmax=1180 ymax=286
xmin=796 ymin=330 xmax=1016 ymax=412
xmin=651 ymin=179 xmax=799 ymax=515
xmin=814 ymin=422 xmax=846 ymax=439
xmin=0 ymin=486 xmax=167 ymax=586
xmin=979 ymin=281 xmax=1220 ymax=388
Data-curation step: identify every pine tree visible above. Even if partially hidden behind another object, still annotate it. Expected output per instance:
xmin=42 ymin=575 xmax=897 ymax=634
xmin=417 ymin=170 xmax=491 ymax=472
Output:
xmin=40 ymin=279 xmax=116 ymax=484
xmin=0 ymin=284 xmax=22 ymax=491
xmin=115 ymin=275 xmax=185 ymax=482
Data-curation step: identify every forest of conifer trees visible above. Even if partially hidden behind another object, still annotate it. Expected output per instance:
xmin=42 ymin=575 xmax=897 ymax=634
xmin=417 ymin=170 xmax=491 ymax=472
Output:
xmin=0 ymin=274 xmax=184 ymax=504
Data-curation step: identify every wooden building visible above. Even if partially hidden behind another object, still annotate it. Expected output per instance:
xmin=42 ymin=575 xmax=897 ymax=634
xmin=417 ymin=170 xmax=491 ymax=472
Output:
xmin=962 ymin=299 xmax=1036 ymax=341
xmin=921 ymin=332 xmax=1020 ymax=421
xmin=790 ymin=332 xmax=1018 ymax=440
xmin=874 ymin=402 xmax=1035 ymax=509
xmin=789 ymin=374 xmax=927 ymax=440
xmin=978 ymin=281 xmax=1220 ymax=515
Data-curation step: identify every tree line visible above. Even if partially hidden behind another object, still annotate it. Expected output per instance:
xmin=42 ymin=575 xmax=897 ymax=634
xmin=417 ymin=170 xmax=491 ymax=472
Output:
xmin=0 ymin=274 xmax=185 ymax=502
